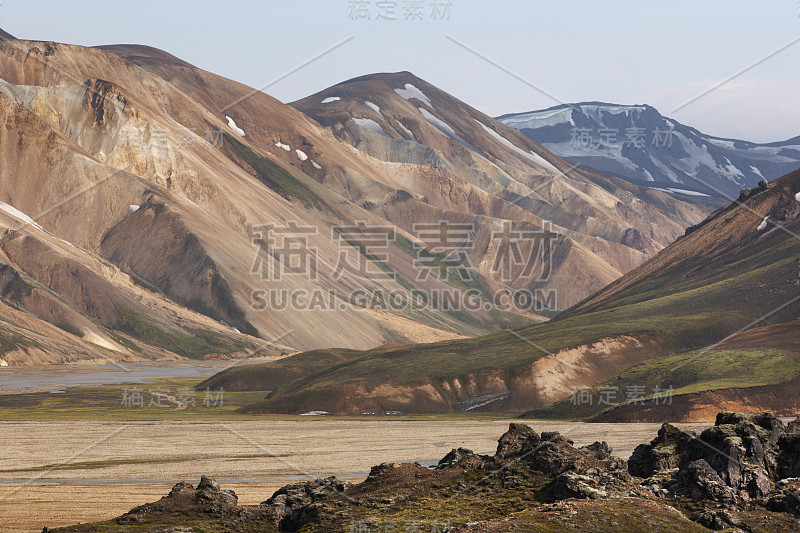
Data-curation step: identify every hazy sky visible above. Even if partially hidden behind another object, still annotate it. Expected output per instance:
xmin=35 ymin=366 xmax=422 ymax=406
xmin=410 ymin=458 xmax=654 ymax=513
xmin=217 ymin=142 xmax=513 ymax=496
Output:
xmin=2 ymin=0 xmax=799 ymax=142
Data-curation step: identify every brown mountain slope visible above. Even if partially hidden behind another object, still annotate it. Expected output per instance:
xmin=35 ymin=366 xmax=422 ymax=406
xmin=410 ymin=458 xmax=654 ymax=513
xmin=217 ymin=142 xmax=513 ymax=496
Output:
xmin=292 ymin=72 xmax=714 ymax=308
xmin=225 ymin=170 xmax=800 ymax=415
xmin=0 ymin=33 xmax=716 ymax=363
xmin=0 ymin=37 xmax=528 ymax=362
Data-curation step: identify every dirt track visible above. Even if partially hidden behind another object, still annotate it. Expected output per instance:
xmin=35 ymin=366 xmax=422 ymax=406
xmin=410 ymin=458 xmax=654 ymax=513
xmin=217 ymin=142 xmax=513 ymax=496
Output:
xmin=0 ymin=419 xmax=707 ymax=532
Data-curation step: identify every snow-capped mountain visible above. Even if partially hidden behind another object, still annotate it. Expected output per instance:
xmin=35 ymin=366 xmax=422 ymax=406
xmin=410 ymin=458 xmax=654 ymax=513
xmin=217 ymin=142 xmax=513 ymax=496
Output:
xmin=497 ymin=103 xmax=800 ymax=199
xmin=292 ymin=73 xmax=710 ymax=309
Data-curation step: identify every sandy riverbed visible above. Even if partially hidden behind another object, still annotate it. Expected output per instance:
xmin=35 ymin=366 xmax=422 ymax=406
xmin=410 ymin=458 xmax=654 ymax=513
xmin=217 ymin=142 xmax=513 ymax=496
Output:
xmin=0 ymin=419 xmax=711 ymax=532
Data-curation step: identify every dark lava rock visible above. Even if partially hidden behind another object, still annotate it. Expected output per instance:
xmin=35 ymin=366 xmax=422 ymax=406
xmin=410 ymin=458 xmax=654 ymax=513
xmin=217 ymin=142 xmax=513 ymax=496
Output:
xmin=437 ymin=447 xmax=489 ymax=470
xmin=115 ymin=475 xmax=240 ymax=525
xmin=679 ymin=459 xmax=738 ymax=505
xmin=261 ymin=476 xmax=350 ymax=531
xmin=492 ymin=424 xmax=632 ymax=501
xmin=764 ymin=478 xmax=800 ymax=517
xmin=628 ymin=423 xmax=689 ymax=477
xmin=778 ymin=417 xmax=800 ymax=479
xmin=495 ymin=423 xmax=542 ymax=459
xmin=694 ymin=508 xmax=743 ymax=530
xmin=629 ymin=412 xmax=788 ymax=501
xmin=197 ymin=474 xmax=237 ymax=506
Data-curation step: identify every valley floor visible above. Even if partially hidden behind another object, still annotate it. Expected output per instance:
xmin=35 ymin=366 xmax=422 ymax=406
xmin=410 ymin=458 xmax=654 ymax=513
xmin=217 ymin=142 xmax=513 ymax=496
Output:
xmin=0 ymin=419 xmax=709 ymax=532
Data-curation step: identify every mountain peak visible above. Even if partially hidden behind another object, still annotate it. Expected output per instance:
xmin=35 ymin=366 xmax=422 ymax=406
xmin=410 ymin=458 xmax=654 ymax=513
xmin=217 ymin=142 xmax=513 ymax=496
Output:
xmin=498 ymin=101 xmax=800 ymax=198
xmin=94 ymin=43 xmax=196 ymax=69
xmin=0 ymin=27 xmax=16 ymax=40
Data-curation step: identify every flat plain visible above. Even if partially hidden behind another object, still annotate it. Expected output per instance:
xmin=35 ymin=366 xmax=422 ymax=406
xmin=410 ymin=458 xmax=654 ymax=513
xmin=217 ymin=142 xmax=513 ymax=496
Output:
xmin=0 ymin=419 xmax=709 ymax=532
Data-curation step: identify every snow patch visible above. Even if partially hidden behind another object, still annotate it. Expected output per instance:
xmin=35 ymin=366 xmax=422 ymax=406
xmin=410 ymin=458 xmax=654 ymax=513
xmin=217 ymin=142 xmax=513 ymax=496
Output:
xmin=396 ymin=119 xmax=416 ymax=141
xmin=83 ymin=332 xmax=123 ymax=353
xmin=311 ymin=160 xmax=322 ymax=170
xmin=128 ymin=205 xmax=140 ymax=215
xmin=474 ymin=119 xmax=559 ymax=173
xmin=225 ymin=116 xmax=245 ymax=137
xmin=419 ymin=108 xmax=457 ymax=137
xmin=650 ymin=187 xmax=710 ymax=197
xmin=499 ymin=107 xmax=575 ymax=130
xmin=300 ymin=411 xmax=330 ymax=416
xmin=749 ymin=165 xmax=765 ymax=179
xmin=527 ymin=151 xmax=560 ymax=174
xmin=420 ymin=108 xmax=472 ymax=148
xmin=394 ymin=83 xmax=431 ymax=106
xmin=296 ymin=149 xmax=308 ymax=161
xmin=352 ymin=117 xmax=389 ymax=137
xmin=321 ymin=96 xmax=340 ymax=104
xmin=219 ymin=320 xmax=241 ymax=334
xmin=709 ymin=138 xmax=738 ymax=149
xmin=364 ymin=100 xmax=381 ymax=115
xmin=757 ymin=216 xmax=769 ymax=231
xmin=0 ymin=201 xmax=41 ymax=230
xmin=275 ymin=142 xmax=291 ymax=151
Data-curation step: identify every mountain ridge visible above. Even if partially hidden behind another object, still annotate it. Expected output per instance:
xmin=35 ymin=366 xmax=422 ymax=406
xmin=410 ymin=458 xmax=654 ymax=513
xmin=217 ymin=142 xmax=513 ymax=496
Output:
xmin=222 ymin=169 xmax=800 ymax=417
xmin=498 ymin=102 xmax=800 ymax=199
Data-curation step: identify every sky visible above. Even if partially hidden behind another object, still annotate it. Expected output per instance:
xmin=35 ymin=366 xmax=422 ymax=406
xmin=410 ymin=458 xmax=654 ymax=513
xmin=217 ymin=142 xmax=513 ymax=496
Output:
xmin=1 ymin=0 xmax=799 ymax=142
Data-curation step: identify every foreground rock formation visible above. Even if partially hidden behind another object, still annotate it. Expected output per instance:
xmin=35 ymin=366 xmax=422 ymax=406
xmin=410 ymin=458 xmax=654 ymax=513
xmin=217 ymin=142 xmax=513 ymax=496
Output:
xmin=47 ymin=412 xmax=800 ymax=532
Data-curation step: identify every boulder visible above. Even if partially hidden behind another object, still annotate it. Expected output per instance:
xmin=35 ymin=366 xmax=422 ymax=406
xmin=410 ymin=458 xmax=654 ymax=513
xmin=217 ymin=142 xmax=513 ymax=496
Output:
xmin=115 ymin=476 xmax=240 ymax=526
xmin=694 ymin=509 xmax=743 ymax=530
xmin=778 ymin=417 xmax=800 ymax=479
xmin=764 ymin=478 xmax=800 ymax=517
xmin=678 ymin=459 xmax=738 ymax=505
xmin=495 ymin=423 xmax=542 ymax=459
xmin=628 ymin=413 xmax=786 ymax=501
xmin=436 ymin=447 xmax=488 ymax=470
xmin=262 ymin=476 xmax=350 ymax=531
xmin=628 ymin=423 xmax=689 ymax=478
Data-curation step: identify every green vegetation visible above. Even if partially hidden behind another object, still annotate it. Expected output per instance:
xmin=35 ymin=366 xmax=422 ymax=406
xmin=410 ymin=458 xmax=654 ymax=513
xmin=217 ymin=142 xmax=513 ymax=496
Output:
xmin=114 ymin=306 xmax=254 ymax=359
xmin=197 ymin=348 xmax=363 ymax=392
xmin=0 ymin=377 xmax=265 ymax=421
xmin=54 ymin=321 xmax=83 ymax=337
xmin=527 ymin=348 xmax=800 ymax=420
xmin=0 ymin=376 xmax=512 ymax=421
xmin=230 ymin=174 xmax=800 ymax=413
xmin=2 ymin=271 xmax=34 ymax=302
xmin=101 ymin=326 xmax=143 ymax=353
xmin=225 ymin=133 xmax=330 ymax=212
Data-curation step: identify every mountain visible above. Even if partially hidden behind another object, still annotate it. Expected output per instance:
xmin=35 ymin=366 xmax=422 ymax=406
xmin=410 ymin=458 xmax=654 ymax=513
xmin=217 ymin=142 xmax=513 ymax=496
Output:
xmin=292 ymin=73 xmax=713 ymax=309
xmin=0 ymin=31 xmax=723 ymax=365
xmin=497 ymin=103 xmax=800 ymax=199
xmin=0 ymin=37 xmax=527 ymax=363
xmin=0 ymin=27 xmax=14 ymax=40
xmin=222 ymin=169 xmax=800 ymax=417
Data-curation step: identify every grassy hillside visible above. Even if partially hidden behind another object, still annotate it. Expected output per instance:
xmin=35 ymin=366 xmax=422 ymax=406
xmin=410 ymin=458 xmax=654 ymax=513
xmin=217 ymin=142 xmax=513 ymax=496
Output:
xmin=207 ymin=170 xmax=800 ymax=415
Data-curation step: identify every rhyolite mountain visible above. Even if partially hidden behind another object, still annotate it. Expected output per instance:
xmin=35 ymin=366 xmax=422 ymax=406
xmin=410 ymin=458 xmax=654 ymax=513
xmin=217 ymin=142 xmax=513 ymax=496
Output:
xmin=0 ymin=33 xmax=507 ymax=362
xmin=292 ymin=72 xmax=713 ymax=308
xmin=498 ymin=102 xmax=800 ymax=199
xmin=0 ymin=29 xmax=717 ymax=364
xmin=217 ymin=169 xmax=800 ymax=419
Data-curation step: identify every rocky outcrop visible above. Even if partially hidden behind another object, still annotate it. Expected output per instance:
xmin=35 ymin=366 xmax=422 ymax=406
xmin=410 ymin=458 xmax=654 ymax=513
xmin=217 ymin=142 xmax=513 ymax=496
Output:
xmin=629 ymin=412 xmax=800 ymax=511
xmin=48 ymin=414 xmax=800 ymax=533
xmin=115 ymin=475 xmax=244 ymax=526
xmin=261 ymin=476 xmax=350 ymax=531
xmin=436 ymin=447 xmax=489 ymax=470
